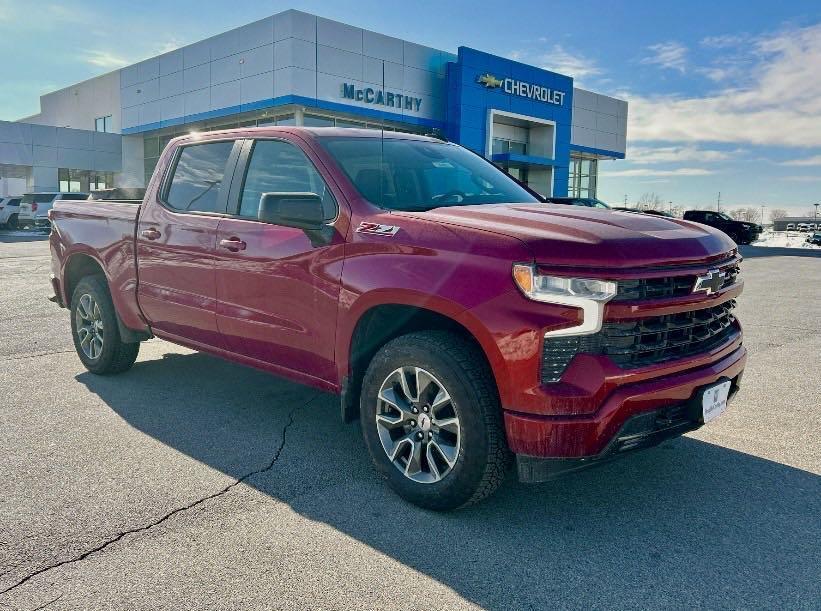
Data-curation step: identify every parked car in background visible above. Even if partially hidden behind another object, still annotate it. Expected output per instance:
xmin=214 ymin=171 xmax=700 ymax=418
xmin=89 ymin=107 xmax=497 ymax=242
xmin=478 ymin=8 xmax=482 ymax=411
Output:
xmin=786 ymin=223 xmax=795 ymax=230
xmin=19 ymin=192 xmax=89 ymax=230
xmin=682 ymin=210 xmax=762 ymax=245
xmin=545 ymin=197 xmax=611 ymax=209
xmin=0 ymin=197 xmax=22 ymax=229
xmin=796 ymin=223 xmax=812 ymax=232
xmin=807 ymin=232 xmax=821 ymax=245
xmin=48 ymin=127 xmax=746 ymax=510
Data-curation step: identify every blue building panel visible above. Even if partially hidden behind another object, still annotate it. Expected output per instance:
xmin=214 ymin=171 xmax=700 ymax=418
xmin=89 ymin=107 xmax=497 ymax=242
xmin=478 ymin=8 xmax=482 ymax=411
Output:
xmin=445 ymin=47 xmax=574 ymax=195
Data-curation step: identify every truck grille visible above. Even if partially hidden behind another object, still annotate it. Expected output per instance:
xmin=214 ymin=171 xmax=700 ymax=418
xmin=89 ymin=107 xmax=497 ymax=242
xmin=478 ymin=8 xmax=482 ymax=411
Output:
xmin=541 ymin=300 xmax=739 ymax=383
xmin=613 ymin=264 xmax=739 ymax=301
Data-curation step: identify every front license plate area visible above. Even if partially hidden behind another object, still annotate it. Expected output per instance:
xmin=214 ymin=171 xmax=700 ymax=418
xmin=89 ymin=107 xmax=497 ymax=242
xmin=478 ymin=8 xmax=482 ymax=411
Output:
xmin=701 ymin=379 xmax=732 ymax=423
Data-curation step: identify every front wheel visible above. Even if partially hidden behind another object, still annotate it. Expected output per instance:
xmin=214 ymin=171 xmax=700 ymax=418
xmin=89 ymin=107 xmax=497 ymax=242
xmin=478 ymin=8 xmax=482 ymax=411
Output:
xmin=360 ymin=331 xmax=509 ymax=510
xmin=70 ymin=276 xmax=139 ymax=374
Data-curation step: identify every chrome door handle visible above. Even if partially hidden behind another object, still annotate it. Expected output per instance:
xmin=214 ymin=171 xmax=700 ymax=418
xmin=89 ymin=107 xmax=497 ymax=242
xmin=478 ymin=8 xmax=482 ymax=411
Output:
xmin=141 ymin=228 xmax=161 ymax=240
xmin=219 ymin=238 xmax=247 ymax=251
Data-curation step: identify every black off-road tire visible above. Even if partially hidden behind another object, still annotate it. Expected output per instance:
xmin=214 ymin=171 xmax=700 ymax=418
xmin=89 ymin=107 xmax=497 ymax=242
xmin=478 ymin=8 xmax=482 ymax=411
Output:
xmin=70 ymin=275 xmax=139 ymax=374
xmin=360 ymin=330 xmax=509 ymax=511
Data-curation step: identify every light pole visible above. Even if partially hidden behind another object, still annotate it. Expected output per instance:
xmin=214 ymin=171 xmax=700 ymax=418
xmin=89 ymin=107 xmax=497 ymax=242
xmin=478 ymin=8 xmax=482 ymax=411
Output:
xmin=815 ymin=203 xmax=819 ymax=228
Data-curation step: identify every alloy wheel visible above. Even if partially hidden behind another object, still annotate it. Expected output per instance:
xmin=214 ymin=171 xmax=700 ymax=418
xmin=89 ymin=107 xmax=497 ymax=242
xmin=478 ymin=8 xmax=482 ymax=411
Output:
xmin=375 ymin=366 xmax=461 ymax=484
xmin=75 ymin=293 xmax=104 ymax=360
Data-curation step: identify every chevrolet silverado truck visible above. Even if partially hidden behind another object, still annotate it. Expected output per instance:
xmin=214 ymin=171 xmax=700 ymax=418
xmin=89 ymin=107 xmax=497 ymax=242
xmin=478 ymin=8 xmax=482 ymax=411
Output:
xmin=49 ymin=128 xmax=746 ymax=510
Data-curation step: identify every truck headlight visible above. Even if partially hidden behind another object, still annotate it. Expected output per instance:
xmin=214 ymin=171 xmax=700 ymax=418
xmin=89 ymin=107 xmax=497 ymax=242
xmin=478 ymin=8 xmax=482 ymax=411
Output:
xmin=512 ymin=264 xmax=617 ymax=303
xmin=512 ymin=264 xmax=617 ymax=337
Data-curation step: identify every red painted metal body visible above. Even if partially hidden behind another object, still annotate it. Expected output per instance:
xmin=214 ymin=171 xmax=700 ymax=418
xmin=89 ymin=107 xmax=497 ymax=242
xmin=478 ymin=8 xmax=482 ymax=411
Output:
xmin=49 ymin=127 xmax=747 ymax=461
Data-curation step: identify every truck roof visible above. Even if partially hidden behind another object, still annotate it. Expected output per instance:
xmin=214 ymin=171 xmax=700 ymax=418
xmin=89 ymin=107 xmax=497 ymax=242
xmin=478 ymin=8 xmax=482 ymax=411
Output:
xmin=171 ymin=126 xmax=442 ymax=147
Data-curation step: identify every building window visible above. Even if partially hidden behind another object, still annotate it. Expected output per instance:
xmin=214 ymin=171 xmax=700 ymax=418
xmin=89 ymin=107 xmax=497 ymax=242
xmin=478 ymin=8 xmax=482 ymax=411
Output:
xmin=492 ymin=137 xmax=528 ymax=156
xmin=569 ymin=155 xmax=598 ymax=198
xmin=95 ymin=115 xmax=113 ymax=133
xmin=59 ymin=169 xmax=114 ymax=192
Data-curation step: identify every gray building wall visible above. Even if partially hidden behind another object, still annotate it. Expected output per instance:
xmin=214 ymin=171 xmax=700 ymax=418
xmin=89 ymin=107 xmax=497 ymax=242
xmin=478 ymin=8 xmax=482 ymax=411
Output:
xmin=0 ymin=121 xmax=121 ymax=191
xmin=22 ymin=71 xmax=121 ymax=133
xmin=119 ymin=10 xmax=452 ymax=132
xmin=571 ymin=88 xmax=628 ymax=156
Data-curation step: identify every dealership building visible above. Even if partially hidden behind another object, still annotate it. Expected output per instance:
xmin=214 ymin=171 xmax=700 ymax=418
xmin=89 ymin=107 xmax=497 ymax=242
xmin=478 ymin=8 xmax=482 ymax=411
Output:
xmin=0 ymin=9 xmax=627 ymax=199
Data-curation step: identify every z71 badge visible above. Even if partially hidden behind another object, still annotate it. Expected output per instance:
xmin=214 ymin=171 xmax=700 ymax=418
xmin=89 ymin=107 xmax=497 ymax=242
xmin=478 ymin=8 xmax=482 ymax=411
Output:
xmin=356 ymin=222 xmax=400 ymax=236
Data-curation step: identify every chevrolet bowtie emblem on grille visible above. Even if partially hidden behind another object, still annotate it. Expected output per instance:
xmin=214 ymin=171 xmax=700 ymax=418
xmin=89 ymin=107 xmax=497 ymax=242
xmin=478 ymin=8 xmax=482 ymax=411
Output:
xmin=476 ymin=73 xmax=503 ymax=88
xmin=692 ymin=269 xmax=725 ymax=295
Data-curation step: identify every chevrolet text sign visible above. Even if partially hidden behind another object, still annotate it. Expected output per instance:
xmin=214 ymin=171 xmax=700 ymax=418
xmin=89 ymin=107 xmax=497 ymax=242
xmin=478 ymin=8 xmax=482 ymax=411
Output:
xmin=477 ymin=73 xmax=566 ymax=106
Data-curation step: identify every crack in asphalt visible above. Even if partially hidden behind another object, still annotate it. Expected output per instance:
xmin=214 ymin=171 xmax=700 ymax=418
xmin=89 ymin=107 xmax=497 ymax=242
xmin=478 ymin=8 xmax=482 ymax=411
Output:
xmin=0 ymin=350 xmax=75 ymax=362
xmin=0 ymin=396 xmax=316 ymax=598
xmin=29 ymin=593 xmax=63 ymax=611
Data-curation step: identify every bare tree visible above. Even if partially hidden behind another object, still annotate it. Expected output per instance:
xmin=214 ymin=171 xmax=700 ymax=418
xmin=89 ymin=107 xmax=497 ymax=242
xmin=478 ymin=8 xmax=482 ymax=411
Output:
xmin=727 ymin=207 xmax=763 ymax=223
xmin=770 ymin=208 xmax=789 ymax=220
xmin=637 ymin=192 xmax=665 ymax=210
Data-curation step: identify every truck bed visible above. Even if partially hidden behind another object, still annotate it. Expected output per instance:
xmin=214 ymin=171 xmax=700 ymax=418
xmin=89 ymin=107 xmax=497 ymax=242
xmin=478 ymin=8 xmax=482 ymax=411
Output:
xmin=50 ymin=199 xmax=145 ymax=331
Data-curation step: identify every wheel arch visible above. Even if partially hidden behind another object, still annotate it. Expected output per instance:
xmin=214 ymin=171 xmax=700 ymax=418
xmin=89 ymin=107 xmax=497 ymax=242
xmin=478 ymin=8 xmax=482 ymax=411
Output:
xmin=63 ymin=252 xmax=150 ymax=343
xmin=339 ymin=293 xmax=503 ymax=422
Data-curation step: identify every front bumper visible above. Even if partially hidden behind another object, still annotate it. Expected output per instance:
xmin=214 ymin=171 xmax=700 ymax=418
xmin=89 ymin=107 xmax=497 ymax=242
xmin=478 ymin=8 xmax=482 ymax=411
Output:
xmin=505 ymin=343 xmax=746 ymax=466
xmin=517 ymin=373 xmax=741 ymax=482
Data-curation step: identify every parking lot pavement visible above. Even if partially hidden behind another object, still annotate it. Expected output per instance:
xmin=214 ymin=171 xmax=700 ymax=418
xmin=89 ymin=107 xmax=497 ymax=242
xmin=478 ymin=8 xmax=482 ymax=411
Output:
xmin=0 ymin=236 xmax=819 ymax=610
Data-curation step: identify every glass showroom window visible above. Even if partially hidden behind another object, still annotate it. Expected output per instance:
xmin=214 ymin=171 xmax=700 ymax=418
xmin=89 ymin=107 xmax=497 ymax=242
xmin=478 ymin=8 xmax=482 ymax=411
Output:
xmin=59 ymin=169 xmax=113 ymax=192
xmin=492 ymin=138 xmax=528 ymax=155
xmin=95 ymin=115 xmax=113 ymax=133
xmin=569 ymin=156 xmax=598 ymax=198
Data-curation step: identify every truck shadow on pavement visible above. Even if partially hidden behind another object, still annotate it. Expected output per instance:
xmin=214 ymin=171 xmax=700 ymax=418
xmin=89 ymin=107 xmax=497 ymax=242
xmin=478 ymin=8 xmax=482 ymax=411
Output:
xmin=77 ymin=350 xmax=821 ymax=609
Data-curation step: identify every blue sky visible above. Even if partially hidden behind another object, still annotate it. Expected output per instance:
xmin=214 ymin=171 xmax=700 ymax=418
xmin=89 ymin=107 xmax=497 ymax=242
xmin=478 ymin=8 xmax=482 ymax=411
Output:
xmin=1 ymin=0 xmax=820 ymax=212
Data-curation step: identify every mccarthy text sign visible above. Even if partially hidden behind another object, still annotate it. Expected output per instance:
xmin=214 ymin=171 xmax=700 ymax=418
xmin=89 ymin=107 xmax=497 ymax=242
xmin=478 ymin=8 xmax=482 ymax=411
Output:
xmin=477 ymin=73 xmax=566 ymax=106
xmin=341 ymin=84 xmax=422 ymax=111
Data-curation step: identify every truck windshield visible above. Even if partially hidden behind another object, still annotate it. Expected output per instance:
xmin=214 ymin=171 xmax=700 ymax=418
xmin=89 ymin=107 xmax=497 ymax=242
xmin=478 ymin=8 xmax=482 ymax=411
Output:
xmin=320 ymin=137 xmax=539 ymax=211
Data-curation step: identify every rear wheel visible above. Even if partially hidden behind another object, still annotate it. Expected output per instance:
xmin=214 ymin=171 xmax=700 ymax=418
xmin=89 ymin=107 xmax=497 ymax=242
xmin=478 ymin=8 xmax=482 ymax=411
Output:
xmin=360 ymin=331 xmax=508 ymax=510
xmin=70 ymin=276 xmax=139 ymax=374
xmin=6 ymin=214 xmax=18 ymax=230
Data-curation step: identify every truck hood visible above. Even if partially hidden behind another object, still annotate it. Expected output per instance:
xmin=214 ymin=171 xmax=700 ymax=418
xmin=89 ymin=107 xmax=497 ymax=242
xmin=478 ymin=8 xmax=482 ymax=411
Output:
xmin=403 ymin=203 xmax=735 ymax=269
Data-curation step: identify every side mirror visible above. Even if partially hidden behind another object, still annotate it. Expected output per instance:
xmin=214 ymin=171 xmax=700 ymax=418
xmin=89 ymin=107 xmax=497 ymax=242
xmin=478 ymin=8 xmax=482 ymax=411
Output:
xmin=257 ymin=192 xmax=325 ymax=230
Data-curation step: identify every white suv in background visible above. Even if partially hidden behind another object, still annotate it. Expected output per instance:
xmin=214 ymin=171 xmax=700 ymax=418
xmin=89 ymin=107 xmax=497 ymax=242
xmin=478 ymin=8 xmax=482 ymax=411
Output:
xmin=0 ymin=197 xmax=22 ymax=229
xmin=18 ymin=192 xmax=88 ymax=229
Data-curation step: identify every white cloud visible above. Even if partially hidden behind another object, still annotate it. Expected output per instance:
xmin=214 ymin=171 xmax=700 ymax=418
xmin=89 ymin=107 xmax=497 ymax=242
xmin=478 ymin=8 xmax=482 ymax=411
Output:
xmin=780 ymin=154 xmax=821 ymax=166
xmin=640 ymin=42 xmax=688 ymax=72
xmin=83 ymin=50 xmax=130 ymax=69
xmin=627 ymin=145 xmax=739 ymax=164
xmin=509 ymin=45 xmax=601 ymax=84
xmin=600 ymin=168 xmax=715 ymax=178
xmin=700 ymin=34 xmax=749 ymax=49
xmin=627 ymin=23 xmax=821 ymax=147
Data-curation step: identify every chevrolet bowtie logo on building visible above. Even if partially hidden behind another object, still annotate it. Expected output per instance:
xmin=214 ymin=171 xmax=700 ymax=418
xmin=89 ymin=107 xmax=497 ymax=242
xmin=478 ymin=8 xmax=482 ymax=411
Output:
xmin=693 ymin=269 xmax=726 ymax=295
xmin=475 ymin=73 xmax=567 ymax=106
xmin=476 ymin=73 xmax=503 ymax=88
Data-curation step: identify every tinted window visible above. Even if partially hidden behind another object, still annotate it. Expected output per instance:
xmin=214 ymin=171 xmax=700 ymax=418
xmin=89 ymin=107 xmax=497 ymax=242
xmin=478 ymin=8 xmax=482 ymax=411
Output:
xmin=321 ymin=137 xmax=538 ymax=211
xmin=61 ymin=193 xmax=89 ymax=200
xmin=165 ymin=141 xmax=235 ymax=213
xmin=238 ymin=140 xmax=336 ymax=221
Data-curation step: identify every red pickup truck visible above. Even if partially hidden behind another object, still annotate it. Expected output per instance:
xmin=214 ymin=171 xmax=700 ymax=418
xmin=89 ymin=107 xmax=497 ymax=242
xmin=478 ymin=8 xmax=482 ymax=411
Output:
xmin=49 ymin=128 xmax=746 ymax=510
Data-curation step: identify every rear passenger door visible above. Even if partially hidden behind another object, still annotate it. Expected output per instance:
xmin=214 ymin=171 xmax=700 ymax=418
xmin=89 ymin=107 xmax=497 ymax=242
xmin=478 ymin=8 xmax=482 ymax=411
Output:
xmin=136 ymin=139 xmax=241 ymax=347
xmin=212 ymin=137 xmax=346 ymax=384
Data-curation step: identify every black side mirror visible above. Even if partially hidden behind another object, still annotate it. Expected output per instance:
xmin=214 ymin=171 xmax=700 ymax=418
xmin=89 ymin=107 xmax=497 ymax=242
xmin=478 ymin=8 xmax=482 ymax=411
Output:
xmin=257 ymin=192 xmax=325 ymax=230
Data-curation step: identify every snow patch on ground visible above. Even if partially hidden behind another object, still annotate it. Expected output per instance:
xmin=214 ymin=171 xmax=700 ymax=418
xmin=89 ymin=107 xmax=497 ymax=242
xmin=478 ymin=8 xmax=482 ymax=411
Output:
xmin=751 ymin=231 xmax=821 ymax=249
